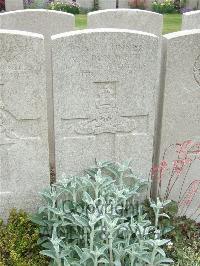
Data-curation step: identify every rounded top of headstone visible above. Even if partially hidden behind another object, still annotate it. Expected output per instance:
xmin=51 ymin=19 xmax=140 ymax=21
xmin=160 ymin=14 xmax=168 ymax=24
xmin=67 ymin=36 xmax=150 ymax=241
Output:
xmin=0 ymin=29 xmax=43 ymax=39
xmin=51 ymin=28 xmax=158 ymax=41
xmin=163 ymin=29 xmax=200 ymax=88
xmin=0 ymin=8 xmax=75 ymax=18
xmin=88 ymin=9 xmax=163 ymax=35
xmin=163 ymin=29 xmax=200 ymax=39
xmin=0 ymin=9 xmax=75 ymax=36
xmin=182 ymin=10 xmax=200 ymax=16
xmin=88 ymin=8 xmax=162 ymax=17
xmin=182 ymin=10 xmax=200 ymax=30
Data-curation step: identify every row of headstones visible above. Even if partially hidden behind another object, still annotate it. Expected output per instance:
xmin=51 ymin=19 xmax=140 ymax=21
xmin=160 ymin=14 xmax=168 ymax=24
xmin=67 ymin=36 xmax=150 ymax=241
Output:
xmin=3 ymin=0 xmax=157 ymax=11
xmin=0 ymin=9 xmax=200 ymax=221
xmin=3 ymin=0 xmax=147 ymax=12
xmin=1 ymin=8 xmax=200 ymax=35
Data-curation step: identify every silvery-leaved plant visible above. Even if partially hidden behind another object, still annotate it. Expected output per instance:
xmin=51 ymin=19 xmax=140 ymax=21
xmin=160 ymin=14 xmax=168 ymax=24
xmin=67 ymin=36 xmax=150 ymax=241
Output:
xmin=32 ymin=161 xmax=174 ymax=265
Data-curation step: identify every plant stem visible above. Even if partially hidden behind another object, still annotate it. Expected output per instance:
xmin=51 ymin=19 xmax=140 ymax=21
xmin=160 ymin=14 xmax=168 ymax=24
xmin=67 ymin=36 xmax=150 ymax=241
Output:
xmin=90 ymin=225 xmax=95 ymax=251
xmin=119 ymin=172 xmax=123 ymax=189
xmin=130 ymin=247 xmax=135 ymax=266
xmin=94 ymin=256 xmax=98 ymax=266
xmin=150 ymin=245 xmax=157 ymax=266
xmin=109 ymin=237 xmax=114 ymax=266
xmin=84 ymin=227 xmax=88 ymax=248
xmin=72 ymin=189 xmax=77 ymax=203
xmin=56 ymin=258 xmax=62 ymax=266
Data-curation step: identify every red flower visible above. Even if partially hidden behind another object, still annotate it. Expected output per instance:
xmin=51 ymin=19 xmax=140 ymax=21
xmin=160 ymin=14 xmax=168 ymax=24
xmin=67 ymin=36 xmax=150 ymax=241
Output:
xmin=173 ymin=158 xmax=192 ymax=175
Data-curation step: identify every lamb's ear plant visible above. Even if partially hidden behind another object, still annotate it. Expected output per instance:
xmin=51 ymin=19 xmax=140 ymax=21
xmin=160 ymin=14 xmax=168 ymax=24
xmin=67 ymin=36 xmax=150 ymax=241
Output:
xmin=32 ymin=160 xmax=174 ymax=265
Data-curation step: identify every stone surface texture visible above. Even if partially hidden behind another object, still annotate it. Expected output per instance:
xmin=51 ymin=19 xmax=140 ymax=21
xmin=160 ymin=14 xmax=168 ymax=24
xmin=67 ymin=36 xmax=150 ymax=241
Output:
xmin=0 ymin=9 xmax=75 ymax=168
xmin=119 ymin=0 xmax=129 ymax=8
xmin=5 ymin=0 xmax=24 ymax=11
xmin=182 ymin=10 xmax=200 ymax=30
xmin=0 ymin=30 xmax=49 ymax=220
xmin=52 ymin=29 xmax=160 ymax=179
xmin=98 ymin=0 xmax=116 ymax=9
xmin=88 ymin=9 xmax=163 ymax=35
xmin=159 ymin=30 xmax=200 ymax=222
xmin=77 ymin=0 xmax=94 ymax=10
xmin=0 ymin=9 xmax=75 ymax=35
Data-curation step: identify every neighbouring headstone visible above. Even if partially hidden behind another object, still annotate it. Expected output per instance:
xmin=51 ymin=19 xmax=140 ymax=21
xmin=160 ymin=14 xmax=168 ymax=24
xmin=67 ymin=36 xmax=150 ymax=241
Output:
xmin=0 ymin=9 xmax=75 ymax=34
xmin=0 ymin=10 xmax=75 ymax=169
xmin=87 ymin=9 xmax=163 ymax=35
xmin=119 ymin=0 xmax=129 ymax=8
xmin=99 ymin=0 xmax=116 ymax=9
xmin=77 ymin=0 xmax=93 ymax=10
xmin=159 ymin=30 xmax=200 ymax=222
xmin=5 ymin=0 xmax=24 ymax=11
xmin=52 ymin=29 xmax=160 ymax=179
xmin=0 ymin=30 xmax=49 ymax=220
xmin=182 ymin=10 xmax=200 ymax=30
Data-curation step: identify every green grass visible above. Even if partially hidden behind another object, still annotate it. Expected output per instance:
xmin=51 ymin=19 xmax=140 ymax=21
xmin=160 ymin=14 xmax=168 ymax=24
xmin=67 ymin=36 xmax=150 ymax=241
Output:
xmin=75 ymin=14 xmax=87 ymax=29
xmin=163 ymin=14 xmax=182 ymax=34
xmin=75 ymin=13 xmax=182 ymax=34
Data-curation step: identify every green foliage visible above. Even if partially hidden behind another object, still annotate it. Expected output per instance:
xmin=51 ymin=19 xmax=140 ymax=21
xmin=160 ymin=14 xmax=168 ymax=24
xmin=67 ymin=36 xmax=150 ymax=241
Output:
xmin=0 ymin=209 xmax=49 ymax=266
xmin=24 ymin=0 xmax=49 ymax=9
xmin=144 ymin=200 xmax=200 ymax=265
xmin=32 ymin=161 xmax=174 ymax=265
xmin=165 ymin=216 xmax=200 ymax=265
xmin=48 ymin=1 xmax=80 ymax=14
xmin=152 ymin=0 xmax=177 ymax=14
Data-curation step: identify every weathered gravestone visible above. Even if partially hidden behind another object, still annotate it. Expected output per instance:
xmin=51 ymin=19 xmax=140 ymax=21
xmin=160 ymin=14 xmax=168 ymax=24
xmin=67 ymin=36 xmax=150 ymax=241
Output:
xmin=52 ymin=29 xmax=160 ymax=179
xmin=0 ymin=30 xmax=49 ymax=220
xmin=159 ymin=30 xmax=200 ymax=222
xmin=87 ymin=9 xmax=163 ymax=35
xmin=182 ymin=10 xmax=200 ymax=30
xmin=5 ymin=0 xmax=24 ymax=11
xmin=0 ymin=10 xmax=75 ymax=169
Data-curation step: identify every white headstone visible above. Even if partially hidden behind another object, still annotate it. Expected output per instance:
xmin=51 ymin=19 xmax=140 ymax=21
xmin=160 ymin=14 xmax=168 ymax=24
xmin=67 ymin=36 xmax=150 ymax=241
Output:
xmin=5 ymin=0 xmax=24 ymax=11
xmin=0 ymin=30 xmax=49 ymax=220
xmin=99 ymin=0 xmax=116 ymax=9
xmin=88 ymin=9 xmax=163 ymax=35
xmin=0 ymin=9 xmax=75 ymax=36
xmin=159 ymin=30 xmax=200 ymax=222
xmin=52 ymin=29 xmax=160 ymax=179
xmin=77 ymin=0 xmax=93 ymax=10
xmin=0 ymin=10 xmax=75 ymax=169
xmin=182 ymin=10 xmax=200 ymax=30
xmin=119 ymin=0 xmax=129 ymax=8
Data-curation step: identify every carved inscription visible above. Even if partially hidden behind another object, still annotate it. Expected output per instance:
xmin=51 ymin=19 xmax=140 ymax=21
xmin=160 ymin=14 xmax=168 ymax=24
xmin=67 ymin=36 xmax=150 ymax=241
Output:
xmin=75 ymin=82 xmax=136 ymax=135
xmin=61 ymin=81 xmax=149 ymax=160
xmin=194 ymin=55 xmax=200 ymax=86
xmin=0 ymin=81 xmax=39 ymax=194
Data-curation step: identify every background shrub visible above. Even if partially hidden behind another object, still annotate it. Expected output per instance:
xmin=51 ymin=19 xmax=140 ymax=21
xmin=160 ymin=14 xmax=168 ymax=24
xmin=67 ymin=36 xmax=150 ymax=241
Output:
xmin=144 ymin=200 xmax=200 ymax=265
xmin=24 ymin=0 xmax=53 ymax=9
xmin=0 ymin=209 xmax=49 ymax=266
xmin=48 ymin=1 xmax=80 ymax=14
xmin=152 ymin=0 xmax=177 ymax=14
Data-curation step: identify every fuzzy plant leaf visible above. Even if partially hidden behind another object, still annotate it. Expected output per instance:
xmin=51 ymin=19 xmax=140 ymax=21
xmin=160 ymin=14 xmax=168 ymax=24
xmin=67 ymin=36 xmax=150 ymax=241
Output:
xmin=33 ymin=161 xmax=174 ymax=266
